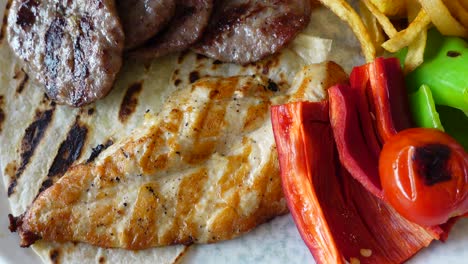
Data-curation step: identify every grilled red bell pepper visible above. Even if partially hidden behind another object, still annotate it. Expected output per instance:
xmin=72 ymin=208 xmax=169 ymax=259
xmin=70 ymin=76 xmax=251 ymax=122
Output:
xmin=271 ymin=101 xmax=343 ymax=263
xmin=329 ymin=58 xmax=413 ymax=200
xmin=329 ymin=58 xmax=463 ymax=238
xmin=271 ymin=101 xmax=440 ymax=264
xmin=349 ymin=64 xmax=381 ymax=159
xmin=367 ymin=57 xmax=413 ymax=143
xmin=328 ymin=84 xmax=383 ymax=199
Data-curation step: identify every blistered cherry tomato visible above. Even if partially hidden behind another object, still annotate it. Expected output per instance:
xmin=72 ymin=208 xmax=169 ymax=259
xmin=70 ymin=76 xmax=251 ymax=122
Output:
xmin=379 ymin=128 xmax=468 ymax=227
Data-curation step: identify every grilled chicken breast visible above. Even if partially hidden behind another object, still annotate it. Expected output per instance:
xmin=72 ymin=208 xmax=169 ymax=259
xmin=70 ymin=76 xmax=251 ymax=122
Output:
xmin=11 ymin=62 xmax=348 ymax=250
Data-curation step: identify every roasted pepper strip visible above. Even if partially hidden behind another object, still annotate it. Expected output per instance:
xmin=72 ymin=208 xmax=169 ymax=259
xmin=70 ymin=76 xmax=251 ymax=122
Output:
xmin=408 ymin=84 xmax=444 ymax=131
xmin=328 ymin=84 xmax=383 ymax=199
xmin=349 ymin=64 xmax=382 ymax=159
xmin=328 ymin=58 xmax=412 ymax=199
xmin=330 ymin=61 xmax=458 ymax=238
xmin=349 ymin=57 xmax=413 ymax=145
xmin=403 ymin=28 xmax=468 ymax=113
xmin=271 ymin=101 xmax=343 ymax=264
xmin=367 ymin=57 xmax=413 ymax=142
xmin=271 ymin=101 xmax=440 ymax=264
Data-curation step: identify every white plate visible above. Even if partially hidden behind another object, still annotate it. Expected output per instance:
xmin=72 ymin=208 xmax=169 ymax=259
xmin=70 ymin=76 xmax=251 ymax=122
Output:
xmin=1 ymin=184 xmax=41 ymax=264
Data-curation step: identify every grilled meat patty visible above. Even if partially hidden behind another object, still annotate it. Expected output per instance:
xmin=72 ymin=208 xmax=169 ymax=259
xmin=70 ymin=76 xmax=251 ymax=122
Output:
xmin=192 ymin=0 xmax=312 ymax=64
xmin=117 ymin=0 xmax=176 ymax=49
xmin=129 ymin=0 xmax=213 ymax=59
xmin=7 ymin=0 xmax=124 ymax=107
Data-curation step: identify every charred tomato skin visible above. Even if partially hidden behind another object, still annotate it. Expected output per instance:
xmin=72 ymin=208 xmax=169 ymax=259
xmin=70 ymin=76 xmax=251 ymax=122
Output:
xmin=379 ymin=128 xmax=468 ymax=227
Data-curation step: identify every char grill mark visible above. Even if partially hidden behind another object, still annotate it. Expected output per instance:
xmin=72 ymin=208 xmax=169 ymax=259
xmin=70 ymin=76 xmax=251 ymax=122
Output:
xmin=8 ymin=108 xmax=54 ymax=197
xmin=8 ymin=213 xmax=41 ymax=247
xmin=15 ymin=70 xmax=29 ymax=94
xmin=36 ymin=119 xmax=88 ymax=195
xmin=128 ymin=0 xmax=214 ymax=60
xmin=69 ymin=16 xmax=92 ymax=106
xmin=98 ymin=256 xmax=106 ymax=264
xmin=49 ymin=248 xmax=60 ymax=264
xmin=266 ymin=79 xmax=279 ymax=92
xmin=73 ymin=17 xmax=91 ymax=82
xmin=414 ymin=144 xmax=452 ymax=186
xmin=0 ymin=0 xmax=13 ymax=43
xmin=16 ymin=0 xmax=38 ymax=30
xmin=37 ymin=178 xmax=53 ymax=196
xmin=0 ymin=95 xmax=5 ymax=133
xmin=7 ymin=179 xmax=17 ymax=197
xmin=47 ymin=120 xmax=88 ymax=177
xmin=44 ymin=16 xmax=65 ymax=90
xmin=86 ymin=139 xmax=114 ymax=163
xmin=193 ymin=0 xmax=311 ymax=64
xmin=189 ymin=71 xmax=200 ymax=83
xmin=118 ymin=81 xmax=143 ymax=123
xmin=7 ymin=0 xmax=124 ymax=107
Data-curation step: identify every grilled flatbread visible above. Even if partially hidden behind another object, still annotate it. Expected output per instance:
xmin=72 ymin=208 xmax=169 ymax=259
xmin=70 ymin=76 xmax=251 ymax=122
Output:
xmin=13 ymin=63 xmax=347 ymax=249
xmin=0 ymin=1 xmax=364 ymax=263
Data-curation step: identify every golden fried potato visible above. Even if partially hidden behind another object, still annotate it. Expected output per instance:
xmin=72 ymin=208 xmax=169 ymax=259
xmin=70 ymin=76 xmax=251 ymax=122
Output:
xmin=368 ymin=0 xmax=407 ymax=17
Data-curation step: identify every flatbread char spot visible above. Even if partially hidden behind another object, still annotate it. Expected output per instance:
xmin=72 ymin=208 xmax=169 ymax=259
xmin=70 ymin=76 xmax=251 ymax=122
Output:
xmin=118 ymin=81 xmax=144 ymax=123
xmin=0 ymin=95 xmax=5 ymax=133
xmin=8 ymin=108 xmax=54 ymax=197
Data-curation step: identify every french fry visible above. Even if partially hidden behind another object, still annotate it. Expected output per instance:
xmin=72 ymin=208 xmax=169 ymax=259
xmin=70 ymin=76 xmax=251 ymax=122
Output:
xmin=318 ymin=0 xmax=376 ymax=62
xmin=404 ymin=0 xmax=429 ymax=73
xmin=381 ymin=9 xmax=431 ymax=53
xmin=368 ymin=0 xmax=407 ymax=17
xmin=458 ymin=0 xmax=468 ymax=11
xmin=317 ymin=0 xmax=466 ymax=74
xmin=404 ymin=30 xmax=428 ymax=73
xmin=418 ymin=0 xmax=468 ymax=37
xmin=443 ymin=0 xmax=468 ymax=29
xmin=359 ymin=0 xmax=386 ymax=55
xmin=361 ymin=0 xmax=398 ymax=38
xmin=407 ymin=0 xmax=422 ymax=21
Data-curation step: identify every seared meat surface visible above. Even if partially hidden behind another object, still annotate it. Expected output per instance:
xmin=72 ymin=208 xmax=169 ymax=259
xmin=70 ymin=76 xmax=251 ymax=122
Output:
xmin=6 ymin=0 xmax=313 ymax=106
xmin=129 ymin=0 xmax=213 ymax=59
xmin=7 ymin=0 xmax=124 ymax=107
xmin=14 ymin=76 xmax=288 ymax=249
xmin=192 ymin=0 xmax=312 ymax=64
xmin=11 ymin=62 xmax=349 ymax=249
xmin=117 ymin=0 xmax=176 ymax=49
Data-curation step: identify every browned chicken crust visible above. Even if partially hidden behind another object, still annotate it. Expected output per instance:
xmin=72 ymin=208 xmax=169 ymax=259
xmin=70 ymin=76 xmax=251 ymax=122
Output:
xmin=10 ymin=62 xmax=348 ymax=250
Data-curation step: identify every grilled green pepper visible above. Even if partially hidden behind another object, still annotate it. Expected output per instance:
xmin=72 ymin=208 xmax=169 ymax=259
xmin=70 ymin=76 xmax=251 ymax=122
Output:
xmin=399 ymin=28 xmax=468 ymax=113
xmin=408 ymin=84 xmax=444 ymax=131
